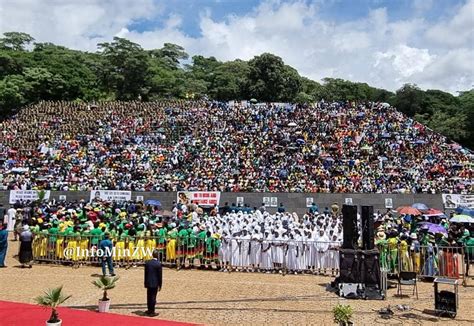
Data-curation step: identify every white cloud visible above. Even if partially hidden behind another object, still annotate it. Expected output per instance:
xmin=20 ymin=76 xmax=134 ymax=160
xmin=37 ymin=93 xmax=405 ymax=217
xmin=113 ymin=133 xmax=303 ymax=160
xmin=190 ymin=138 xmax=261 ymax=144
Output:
xmin=374 ymin=45 xmax=435 ymax=78
xmin=425 ymin=0 xmax=474 ymax=47
xmin=0 ymin=0 xmax=473 ymax=93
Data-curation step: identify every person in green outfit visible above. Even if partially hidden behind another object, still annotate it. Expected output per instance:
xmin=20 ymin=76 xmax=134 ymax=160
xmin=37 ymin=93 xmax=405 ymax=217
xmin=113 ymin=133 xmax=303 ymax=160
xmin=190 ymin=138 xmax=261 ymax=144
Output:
xmin=375 ymin=230 xmax=389 ymax=270
xmin=90 ymin=222 xmax=103 ymax=248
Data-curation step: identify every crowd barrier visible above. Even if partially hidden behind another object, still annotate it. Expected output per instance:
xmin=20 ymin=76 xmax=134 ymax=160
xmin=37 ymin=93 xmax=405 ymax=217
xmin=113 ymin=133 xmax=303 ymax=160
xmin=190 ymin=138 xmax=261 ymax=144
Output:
xmin=379 ymin=244 xmax=471 ymax=285
xmin=31 ymin=234 xmax=341 ymax=275
xmin=30 ymin=234 xmax=473 ymax=283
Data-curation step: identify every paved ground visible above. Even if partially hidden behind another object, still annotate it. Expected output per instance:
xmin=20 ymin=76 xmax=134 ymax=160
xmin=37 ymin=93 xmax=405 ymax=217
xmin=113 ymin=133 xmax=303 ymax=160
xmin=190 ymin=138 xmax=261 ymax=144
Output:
xmin=1 ymin=236 xmax=474 ymax=325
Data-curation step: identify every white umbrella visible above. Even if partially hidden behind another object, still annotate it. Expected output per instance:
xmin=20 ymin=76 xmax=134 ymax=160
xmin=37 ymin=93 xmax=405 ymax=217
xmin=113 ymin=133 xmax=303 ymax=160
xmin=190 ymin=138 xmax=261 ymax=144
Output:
xmin=449 ymin=215 xmax=474 ymax=223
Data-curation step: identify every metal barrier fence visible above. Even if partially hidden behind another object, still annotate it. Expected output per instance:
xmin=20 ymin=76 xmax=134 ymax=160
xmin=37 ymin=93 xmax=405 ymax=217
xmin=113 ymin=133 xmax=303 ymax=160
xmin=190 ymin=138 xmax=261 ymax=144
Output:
xmin=378 ymin=244 xmax=471 ymax=284
xmin=31 ymin=234 xmax=473 ymax=283
xmin=31 ymin=234 xmax=342 ymax=275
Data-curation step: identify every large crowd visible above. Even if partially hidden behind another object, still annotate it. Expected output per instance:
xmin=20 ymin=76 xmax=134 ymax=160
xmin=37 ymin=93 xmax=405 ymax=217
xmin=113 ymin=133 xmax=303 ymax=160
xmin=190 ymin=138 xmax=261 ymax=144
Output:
xmin=0 ymin=100 xmax=472 ymax=193
xmin=2 ymin=199 xmax=343 ymax=274
xmin=2 ymin=198 xmax=473 ymax=277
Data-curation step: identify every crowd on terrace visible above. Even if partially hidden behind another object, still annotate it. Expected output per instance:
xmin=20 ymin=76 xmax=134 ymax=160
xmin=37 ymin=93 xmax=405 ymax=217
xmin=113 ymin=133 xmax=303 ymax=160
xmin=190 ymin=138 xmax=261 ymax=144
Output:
xmin=0 ymin=100 xmax=472 ymax=193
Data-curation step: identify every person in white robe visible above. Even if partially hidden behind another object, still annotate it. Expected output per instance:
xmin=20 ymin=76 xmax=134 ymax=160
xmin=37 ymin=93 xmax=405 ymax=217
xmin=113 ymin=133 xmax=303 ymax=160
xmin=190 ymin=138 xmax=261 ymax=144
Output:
xmin=272 ymin=232 xmax=284 ymax=272
xmin=314 ymin=229 xmax=330 ymax=274
xmin=219 ymin=232 xmax=231 ymax=272
xmin=260 ymin=232 xmax=273 ymax=272
xmin=286 ymin=233 xmax=298 ymax=273
xmin=249 ymin=232 xmax=262 ymax=271
xmin=240 ymin=229 xmax=251 ymax=270
xmin=328 ymin=234 xmax=340 ymax=275
xmin=230 ymin=232 xmax=241 ymax=270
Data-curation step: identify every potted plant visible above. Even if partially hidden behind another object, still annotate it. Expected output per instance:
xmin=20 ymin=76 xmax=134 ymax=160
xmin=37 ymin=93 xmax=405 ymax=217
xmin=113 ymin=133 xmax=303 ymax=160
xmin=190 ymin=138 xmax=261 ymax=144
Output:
xmin=93 ymin=275 xmax=119 ymax=312
xmin=34 ymin=286 xmax=71 ymax=326
xmin=333 ymin=303 xmax=354 ymax=326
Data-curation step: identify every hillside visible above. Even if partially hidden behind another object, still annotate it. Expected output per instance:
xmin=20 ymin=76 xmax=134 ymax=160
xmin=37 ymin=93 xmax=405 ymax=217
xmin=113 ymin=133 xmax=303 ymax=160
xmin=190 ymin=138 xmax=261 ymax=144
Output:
xmin=0 ymin=100 xmax=472 ymax=193
xmin=0 ymin=32 xmax=473 ymax=149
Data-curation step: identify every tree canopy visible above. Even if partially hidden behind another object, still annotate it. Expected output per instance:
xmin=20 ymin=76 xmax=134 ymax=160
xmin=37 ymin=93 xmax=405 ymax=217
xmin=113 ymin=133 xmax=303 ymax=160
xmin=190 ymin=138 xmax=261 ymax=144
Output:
xmin=0 ymin=32 xmax=472 ymax=149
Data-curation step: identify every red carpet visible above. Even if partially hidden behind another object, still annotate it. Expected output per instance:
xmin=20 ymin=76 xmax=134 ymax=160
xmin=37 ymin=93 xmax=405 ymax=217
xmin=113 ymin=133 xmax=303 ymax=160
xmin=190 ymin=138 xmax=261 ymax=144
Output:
xmin=0 ymin=300 xmax=195 ymax=326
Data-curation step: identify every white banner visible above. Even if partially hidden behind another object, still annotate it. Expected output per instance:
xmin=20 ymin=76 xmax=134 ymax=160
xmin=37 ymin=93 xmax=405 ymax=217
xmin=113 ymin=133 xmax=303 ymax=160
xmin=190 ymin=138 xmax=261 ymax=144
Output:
xmin=177 ymin=191 xmax=220 ymax=207
xmin=9 ymin=190 xmax=51 ymax=204
xmin=442 ymin=194 xmax=474 ymax=209
xmin=90 ymin=190 xmax=131 ymax=202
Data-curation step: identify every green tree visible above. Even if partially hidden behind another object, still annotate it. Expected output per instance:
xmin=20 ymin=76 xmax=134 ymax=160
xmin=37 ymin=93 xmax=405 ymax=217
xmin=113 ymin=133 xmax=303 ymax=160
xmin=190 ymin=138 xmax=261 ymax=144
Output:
xmin=150 ymin=43 xmax=188 ymax=70
xmin=211 ymin=60 xmax=250 ymax=100
xmin=0 ymin=74 xmax=28 ymax=116
xmin=248 ymin=53 xmax=301 ymax=101
xmin=0 ymin=32 xmax=35 ymax=51
xmin=98 ymin=37 xmax=150 ymax=100
xmin=393 ymin=84 xmax=425 ymax=116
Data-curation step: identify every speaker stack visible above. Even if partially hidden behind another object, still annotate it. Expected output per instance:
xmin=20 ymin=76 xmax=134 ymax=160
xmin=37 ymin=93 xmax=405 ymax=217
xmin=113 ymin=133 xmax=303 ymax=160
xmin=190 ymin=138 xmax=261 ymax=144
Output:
xmin=336 ymin=205 xmax=383 ymax=300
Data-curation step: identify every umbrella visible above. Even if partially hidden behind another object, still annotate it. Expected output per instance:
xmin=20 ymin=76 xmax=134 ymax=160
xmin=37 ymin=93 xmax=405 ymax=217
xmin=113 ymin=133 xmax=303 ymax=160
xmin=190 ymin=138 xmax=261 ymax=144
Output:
xmin=450 ymin=215 xmax=474 ymax=223
xmin=423 ymin=208 xmax=446 ymax=217
xmin=418 ymin=222 xmax=448 ymax=235
xmin=288 ymin=122 xmax=297 ymax=127
xmin=411 ymin=203 xmax=429 ymax=211
xmin=160 ymin=210 xmax=174 ymax=218
xmin=455 ymin=207 xmax=474 ymax=217
xmin=145 ymin=199 xmax=162 ymax=207
xmin=249 ymin=98 xmax=258 ymax=103
xmin=396 ymin=206 xmax=422 ymax=215
xmin=296 ymin=139 xmax=306 ymax=145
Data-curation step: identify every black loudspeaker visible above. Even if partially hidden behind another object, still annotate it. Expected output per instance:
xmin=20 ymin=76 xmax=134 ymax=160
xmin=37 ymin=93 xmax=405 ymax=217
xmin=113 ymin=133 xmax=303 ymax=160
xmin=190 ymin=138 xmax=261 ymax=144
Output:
xmin=435 ymin=291 xmax=457 ymax=316
xmin=339 ymin=249 xmax=361 ymax=283
xmin=342 ymin=205 xmax=358 ymax=250
xmin=360 ymin=249 xmax=381 ymax=286
xmin=361 ymin=206 xmax=374 ymax=250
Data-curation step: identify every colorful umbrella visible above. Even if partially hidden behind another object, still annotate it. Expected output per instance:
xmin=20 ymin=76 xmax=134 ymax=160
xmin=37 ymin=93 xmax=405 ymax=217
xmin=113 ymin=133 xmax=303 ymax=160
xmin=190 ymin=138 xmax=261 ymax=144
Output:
xmin=418 ymin=222 xmax=447 ymax=235
xmin=450 ymin=215 xmax=474 ymax=223
xmin=423 ymin=208 xmax=446 ymax=218
xmin=455 ymin=207 xmax=474 ymax=217
xmin=396 ymin=206 xmax=422 ymax=216
xmin=411 ymin=203 xmax=429 ymax=211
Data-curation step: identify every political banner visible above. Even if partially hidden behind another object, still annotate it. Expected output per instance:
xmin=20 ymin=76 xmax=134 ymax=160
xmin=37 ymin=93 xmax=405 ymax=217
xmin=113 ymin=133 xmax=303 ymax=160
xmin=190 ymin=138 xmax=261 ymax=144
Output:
xmin=9 ymin=190 xmax=51 ymax=204
xmin=90 ymin=190 xmax=131 ymax=202
xmin=306 ymin=197 xmax=314 ymax=207
xmin=177 ymin=191 xmax=220 ymax=207
xmin=442 ymin=194 xmax=474 ymax=209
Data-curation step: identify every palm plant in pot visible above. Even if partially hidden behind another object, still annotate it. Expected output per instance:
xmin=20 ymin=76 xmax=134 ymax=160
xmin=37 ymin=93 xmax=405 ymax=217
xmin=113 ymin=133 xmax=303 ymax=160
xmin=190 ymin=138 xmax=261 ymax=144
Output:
xmin=333 ymin=303 xmax=354 ymax=325
xmin=34 ymin=286 xmax=71 ymax=326
xmin=93 ymin=275 xmax=119 ymax=312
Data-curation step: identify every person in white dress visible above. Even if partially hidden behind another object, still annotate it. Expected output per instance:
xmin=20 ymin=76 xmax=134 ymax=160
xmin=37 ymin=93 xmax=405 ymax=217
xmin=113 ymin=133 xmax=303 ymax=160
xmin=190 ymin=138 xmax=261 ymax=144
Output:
xmin=260 ymin=232 xmax=273 ymax=272
xmin=249 ymin=232 xmax=262 ymax=271
xmin=230 ymin=232 xmax=241 ymax=270
xmin=240 ymin=229 xmax=251 ymax=270
xmin=314 ymin=229 xmax=330 ymax=274
xmin=286 ymin=233 xmax=298 ymax=273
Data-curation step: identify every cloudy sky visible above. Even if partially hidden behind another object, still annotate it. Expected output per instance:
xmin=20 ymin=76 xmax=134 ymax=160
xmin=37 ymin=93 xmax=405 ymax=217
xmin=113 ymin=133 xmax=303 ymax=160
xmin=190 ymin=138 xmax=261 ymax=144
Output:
xmin=0 ymin=0 xmax=473 ymax=93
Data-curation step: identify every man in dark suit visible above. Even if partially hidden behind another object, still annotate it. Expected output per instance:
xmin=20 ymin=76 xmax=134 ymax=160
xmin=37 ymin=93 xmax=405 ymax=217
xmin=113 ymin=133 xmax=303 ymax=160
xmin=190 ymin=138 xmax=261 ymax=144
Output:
xmin=144 ymin=249 xmax=163 ymax=316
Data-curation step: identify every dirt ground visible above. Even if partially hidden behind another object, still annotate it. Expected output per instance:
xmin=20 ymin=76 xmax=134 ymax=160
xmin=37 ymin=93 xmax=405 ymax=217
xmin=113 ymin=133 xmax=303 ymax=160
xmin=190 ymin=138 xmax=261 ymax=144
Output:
xmin=1 ymin=236 xmax=474 ymax=325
